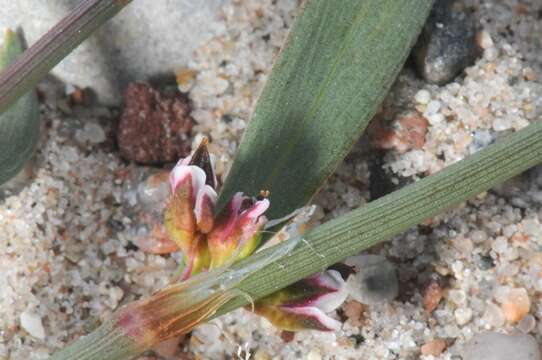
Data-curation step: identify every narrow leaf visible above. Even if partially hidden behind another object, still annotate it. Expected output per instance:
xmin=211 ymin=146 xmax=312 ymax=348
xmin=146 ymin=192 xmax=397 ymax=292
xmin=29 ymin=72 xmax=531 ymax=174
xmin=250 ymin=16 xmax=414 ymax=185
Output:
xmin=0 ymin=0 xmax=132 ymax=115
xmin=217 ymin=119 xmax=542 ymax=315
xmin=0 ymin=29 xmax=39 ymax=185
xmin=218 ymin=0 xmax=434 ymax=219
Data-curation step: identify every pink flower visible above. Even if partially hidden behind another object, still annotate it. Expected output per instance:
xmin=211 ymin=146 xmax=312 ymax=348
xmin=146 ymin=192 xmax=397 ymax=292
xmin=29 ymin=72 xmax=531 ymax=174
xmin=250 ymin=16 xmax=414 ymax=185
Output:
xmin=164 ymin=138 xmax=270 ymax=277
xmin=253 ymin=270 xmax=348 ymax=331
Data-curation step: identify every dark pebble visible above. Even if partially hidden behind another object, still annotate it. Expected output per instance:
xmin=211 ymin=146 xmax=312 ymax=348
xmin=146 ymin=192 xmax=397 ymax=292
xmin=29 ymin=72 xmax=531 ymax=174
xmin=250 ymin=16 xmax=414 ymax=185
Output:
xmin=477 ymin=254 xmax=495 ymax=270
xmin=413 ymin=0 xmax=480 ymax=85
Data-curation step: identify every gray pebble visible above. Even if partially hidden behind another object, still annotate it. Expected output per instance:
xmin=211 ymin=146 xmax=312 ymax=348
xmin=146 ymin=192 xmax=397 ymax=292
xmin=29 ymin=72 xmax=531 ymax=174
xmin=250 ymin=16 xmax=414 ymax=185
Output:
xmin=469 ymin=129 xmax=495 ymax=154
xmin=344 ymin=255 xmax=399 ymax=305
xmin=463 ymin=332 xmax=541 ymax=360
xmin=413 ymin=0 xmax=480 ymax=85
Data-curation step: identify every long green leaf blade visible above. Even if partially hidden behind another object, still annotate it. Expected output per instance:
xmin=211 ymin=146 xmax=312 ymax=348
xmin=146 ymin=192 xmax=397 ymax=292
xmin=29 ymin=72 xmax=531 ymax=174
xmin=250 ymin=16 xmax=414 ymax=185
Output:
xmin=217 ymin=118 xmax=542 ymax=315
xmin=0 ymin=29 xmax=40 ymax=185
xmin=218 ymin=0 xmax=434 ymax=219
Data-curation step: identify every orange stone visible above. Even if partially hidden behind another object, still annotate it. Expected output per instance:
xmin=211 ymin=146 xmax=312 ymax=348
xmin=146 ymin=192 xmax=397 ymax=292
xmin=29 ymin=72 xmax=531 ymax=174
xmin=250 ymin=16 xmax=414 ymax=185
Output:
xmin=421 ymin=339 xmax=447 ymax=356
xmin=501 ymin=288 xmax=530 ymax=323
xmin=423 ymin=280 xmax=443 ymax=313
xmin=342 ymin=300 xmax=365 ymax=327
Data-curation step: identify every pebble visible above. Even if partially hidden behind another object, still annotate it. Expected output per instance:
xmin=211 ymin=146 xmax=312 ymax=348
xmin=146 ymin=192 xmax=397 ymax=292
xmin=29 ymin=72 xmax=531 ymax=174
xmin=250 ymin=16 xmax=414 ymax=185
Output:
xmin=482 ymin=302 xmax=505 ymax=328
xmin=454 ymin=307 xmax=473 ymax=325
xmin=75 ymin=122 xmax=106 ymax=145
xmin=414 ymin=89 xmax=431 ymax=105
xmin=368 ymin=111 xmax=429 ymax=153
xmin=420 ymin=339 xmax=447 ymax=357
xmin=117 ymin=82 xmax=194 ymax=164
xmin=469 ymin=130 xmax=495 ymax=154
xmin=413 ymin=0 xmax=480 ymax=84
xmin=20 ymin=310 xmax=46 ymax=340
xmin=342 ymin=300 xmax=365 ymax=327
xmin=306 ymin=349 xmax=322 ymax=360
xmin=500 ymin=287 xmax=530 ymax=323
xmin=254 ymin=349 xmax=272 ymax=360
xmin=517 ymin=314 xmax=536 ymax=334
xmin=422 ymin=280 xmax=443 ymax=313
xmin=345 ymin=255 xmax=399 ymax=305
xmin=462 ymin=332 xmax=541 ymax=360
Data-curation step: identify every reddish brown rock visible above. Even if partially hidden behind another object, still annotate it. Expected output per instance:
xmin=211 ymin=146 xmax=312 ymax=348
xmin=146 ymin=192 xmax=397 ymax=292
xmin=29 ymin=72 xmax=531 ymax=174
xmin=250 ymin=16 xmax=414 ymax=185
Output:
xmin=421 ymin=339 xmax=447 ymax=356
xmin=423 ymin=279 xmax=443 ymax=313
xmin=117 ymin=82 xmax=194 ymax=164
xmin=368 ymin=111 xmax=429 ymax=153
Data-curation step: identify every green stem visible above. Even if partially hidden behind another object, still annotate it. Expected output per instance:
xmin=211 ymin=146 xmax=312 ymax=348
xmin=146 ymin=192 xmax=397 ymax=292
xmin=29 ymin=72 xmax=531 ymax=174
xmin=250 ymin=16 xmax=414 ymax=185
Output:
xmin=0 ymin=0 xmax=132 ymax=115
xmin=50 ymin=321 xmax=139 ymax=360
xmin=216 ymin=119 xmax=542 ymax=315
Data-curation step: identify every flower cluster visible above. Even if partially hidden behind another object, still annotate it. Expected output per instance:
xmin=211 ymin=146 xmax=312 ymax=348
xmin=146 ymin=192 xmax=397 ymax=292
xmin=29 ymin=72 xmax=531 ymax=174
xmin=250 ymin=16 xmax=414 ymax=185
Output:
xmin=157 ymin=139 xmax=347 ymax=331
xmin=164 ymin=138 xmax=269 ymax=279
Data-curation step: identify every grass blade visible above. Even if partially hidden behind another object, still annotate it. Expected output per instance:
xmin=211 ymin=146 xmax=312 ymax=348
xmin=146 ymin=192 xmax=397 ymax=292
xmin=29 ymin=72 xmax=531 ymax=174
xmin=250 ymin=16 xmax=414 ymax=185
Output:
xmin=0 ymin=0 xmax=132 ymax=115
xmin=0 ymin=29 xmax=40 ymax=185
xmin=218 ymin=0 xmax=434 ymax=219
xmin=217 ymin=119 xmax=542 ymax=314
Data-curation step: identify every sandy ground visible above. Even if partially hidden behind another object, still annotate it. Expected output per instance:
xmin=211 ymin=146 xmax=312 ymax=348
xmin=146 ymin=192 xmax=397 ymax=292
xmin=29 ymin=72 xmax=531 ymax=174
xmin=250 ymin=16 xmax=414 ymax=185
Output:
xmin=1 ymin=0 xmax=542 ymax=359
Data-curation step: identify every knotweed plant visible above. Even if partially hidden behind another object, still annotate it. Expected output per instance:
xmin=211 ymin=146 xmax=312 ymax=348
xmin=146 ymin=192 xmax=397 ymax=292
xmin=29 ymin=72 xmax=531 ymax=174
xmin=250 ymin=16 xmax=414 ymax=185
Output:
xmin=3 ymin=1 xmax=542 ymax=359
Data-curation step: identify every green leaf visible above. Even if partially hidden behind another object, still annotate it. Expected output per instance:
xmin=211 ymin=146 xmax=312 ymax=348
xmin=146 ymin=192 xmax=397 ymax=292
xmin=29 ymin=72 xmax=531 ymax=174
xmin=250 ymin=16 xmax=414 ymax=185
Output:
xmin=217 ymin=118 xmax=542 ymax=316
xmin=0 ymin=29 xmax=40 ymax=185
xmin=0 ymin=0 xmax=132 ymax=116
xmin=218 ymin=0 xmax=434 ymax=219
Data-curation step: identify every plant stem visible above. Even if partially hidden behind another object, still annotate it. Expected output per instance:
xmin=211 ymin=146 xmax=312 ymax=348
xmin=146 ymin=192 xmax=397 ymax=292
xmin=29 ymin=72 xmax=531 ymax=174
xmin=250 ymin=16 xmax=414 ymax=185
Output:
xmin=50 ymin=321 xmax=139 ymax=360
xmin=0 ymin=0 xmax=132 ymax=115
xmin=216 ymin=119 xmax=542 ymax=315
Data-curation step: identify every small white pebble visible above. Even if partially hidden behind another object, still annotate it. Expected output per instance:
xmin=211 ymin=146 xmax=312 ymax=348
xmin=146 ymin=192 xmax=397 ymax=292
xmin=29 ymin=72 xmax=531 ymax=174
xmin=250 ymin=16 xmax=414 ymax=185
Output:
xmin=493 ymin=118 xmax=511 ymax=132
xmin=492 ymin=236 xmax=508 ymax=253
xmin=415 ymin=89 xmax=431 ymax=105
xmin=307 ymin=350 xmax=322 ymax=360
xmin=449 ymin=290 xmax=467 ymax=305
xmin=477 ymin=30 xmax=494 ymax=49
xmin=470 ymin=230 xmax=488 ymax=244
xmin=76 ymin=122 xmax=106 ymax=144
xmin=483 ymin=302 xmax=505 ymax=328
xmin=428 ymin=113 xmax=445 ymax=125
xmin=463 ymin=332 xmax=541 ymax=360
xmin=517 ymin=314 xmax=536 ymax=333
xmin=455 ymin=308 xmax=473 ymax=325
xmin=20 ymin=310 xmax=46 ymax=340
xmin=425 ymin=100 xmax=441 ymax=116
